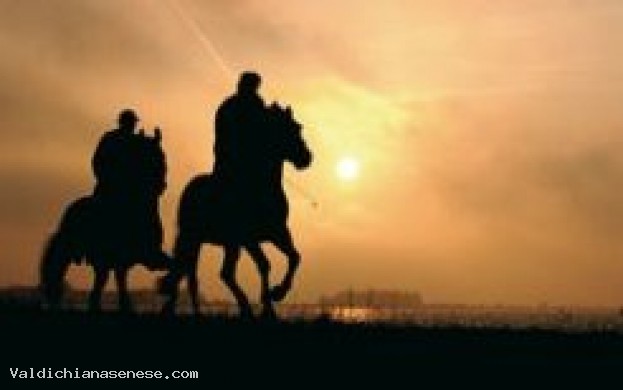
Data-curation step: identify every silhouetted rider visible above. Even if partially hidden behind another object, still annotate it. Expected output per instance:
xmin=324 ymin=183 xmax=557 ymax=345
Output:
xmin=213 ymin=71 xmax=266 ymax=185
xmin=92 ymin=109 xmax=169 ymax=270
xmin=92 ymin=109 xmax=142 ymax=199
xmin=210 ymin=72 xmax=270 ymax=241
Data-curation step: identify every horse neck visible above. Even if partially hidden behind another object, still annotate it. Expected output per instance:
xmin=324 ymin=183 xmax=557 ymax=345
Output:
xmin=136 ymin=143 xmax=166 ymax=198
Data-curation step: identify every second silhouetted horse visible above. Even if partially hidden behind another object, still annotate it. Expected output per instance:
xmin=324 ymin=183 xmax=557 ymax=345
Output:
xmin=159 ymin=103 xmax=312 ymax=319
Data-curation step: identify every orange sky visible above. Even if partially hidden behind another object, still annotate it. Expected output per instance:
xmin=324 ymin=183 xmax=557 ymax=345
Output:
xmin=2 ymin=0 xmax=623 ymax=305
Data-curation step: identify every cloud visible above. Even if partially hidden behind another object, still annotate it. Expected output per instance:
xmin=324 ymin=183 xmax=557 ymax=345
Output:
xmin=2 ymin=0 xmax=623 ymax=304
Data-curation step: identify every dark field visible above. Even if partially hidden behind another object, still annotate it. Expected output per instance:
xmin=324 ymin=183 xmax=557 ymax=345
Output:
xmin=2 ymin=301 xmax=623 ymax=383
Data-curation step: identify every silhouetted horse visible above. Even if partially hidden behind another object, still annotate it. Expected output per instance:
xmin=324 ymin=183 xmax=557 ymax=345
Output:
xmin=39 ymin=130 xmax=171 ymax=312
xmin=160 ymin=104 xmax=312 ymax=318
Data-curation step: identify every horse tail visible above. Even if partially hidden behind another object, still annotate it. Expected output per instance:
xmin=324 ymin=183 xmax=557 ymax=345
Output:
xmin=39 ymin=197 xmax=92 ymax=307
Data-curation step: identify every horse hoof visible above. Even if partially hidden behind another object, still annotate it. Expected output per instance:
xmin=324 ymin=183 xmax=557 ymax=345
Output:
xmin=160 ymin=301 xmax=176 ymax=317
xmin=239 ymin=306 xmax=254 ymax=320
xmin=260 ymin=308 xmax=278 ymax=321
xmin=119 ymin=305 xmax=133 ymax=315
xmin=269 ymin=284 xmax=290 ymax=302
xmin=88 ymin=305 xmax=102 ymax=315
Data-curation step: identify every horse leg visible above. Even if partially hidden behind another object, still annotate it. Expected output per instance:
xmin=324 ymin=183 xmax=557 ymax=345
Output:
xmin=88 ymin=265 xmax=109 ymax=313
xmin=144 ymin=249 xmax=173 ymax=271
xmin=160 ymin=279 xmax=178 ymax=316
xmin=114 ymin=266 xmax=132 ymax=314
xmin=269 ymin=228 xmax=301 ymax=302
xmin=187 ymin=250 xmax=202 ymax=317
xmin=219 ymin=246 xmax=253 ymax=319
xmin=246 ymin=244 xmax=276 ymax=319
xmin=159 ymin=233 xmax=197 ymax=316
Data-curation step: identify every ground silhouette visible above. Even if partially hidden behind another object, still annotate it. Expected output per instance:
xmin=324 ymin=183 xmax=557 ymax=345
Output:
xmin=3 ymin=301 xmax=623 ymax=381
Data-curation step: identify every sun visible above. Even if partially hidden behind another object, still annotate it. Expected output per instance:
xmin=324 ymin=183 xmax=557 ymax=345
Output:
xmin=336 ymin=156 xmax=360 ymax=181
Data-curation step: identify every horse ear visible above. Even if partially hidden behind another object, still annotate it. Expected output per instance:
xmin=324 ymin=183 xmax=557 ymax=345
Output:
xmin=154 ymin=127 xmax=162 ymax=143
xmin=286 ymin=106 xmax=292 ymax=116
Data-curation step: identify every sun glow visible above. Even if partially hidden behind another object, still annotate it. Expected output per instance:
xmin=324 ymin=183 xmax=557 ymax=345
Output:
xmin=336 ymin=156 xmax=360 ymax=181
xmin=292 ymin=78 xmax=410 ymax=194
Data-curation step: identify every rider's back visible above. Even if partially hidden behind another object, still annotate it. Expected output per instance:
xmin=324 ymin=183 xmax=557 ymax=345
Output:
xmin=92 ymin=130 xmax=139 ymax=199
xmin=213 ymin=92 xmax=266 ymax=187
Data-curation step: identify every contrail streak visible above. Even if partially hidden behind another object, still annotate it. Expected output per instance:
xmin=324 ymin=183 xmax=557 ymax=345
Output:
xmin=165 ymin=0 xmax=234 ymax=79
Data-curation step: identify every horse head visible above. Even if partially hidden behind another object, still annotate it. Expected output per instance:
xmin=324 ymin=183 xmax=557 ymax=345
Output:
xmin=267 ymin=103 xmax=312 ymax=170
xmin=135 ymin=128 xmax=167 ymax=195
